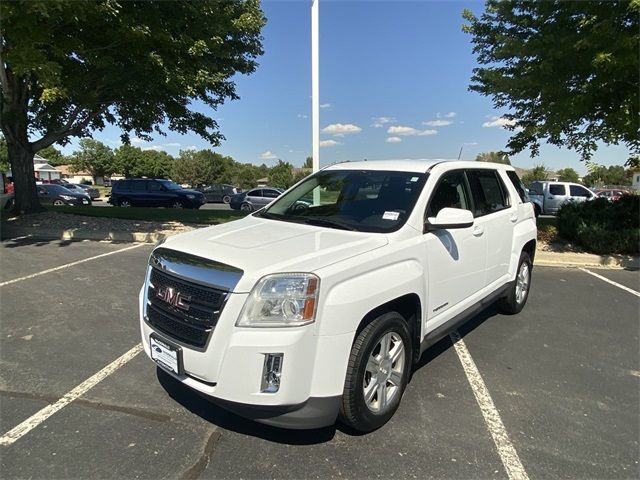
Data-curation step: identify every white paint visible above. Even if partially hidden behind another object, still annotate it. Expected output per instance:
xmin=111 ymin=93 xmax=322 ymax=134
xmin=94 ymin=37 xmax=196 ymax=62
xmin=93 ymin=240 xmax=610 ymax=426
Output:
xmin=0 ymin=243 xmax=146 ymax=287
xmin=579 ymin=268 xmax=640 ymax=297
xmin=0 ymin=344 xmax=143 ymax=446
xmin=450 ymin=331 xmax=529 ymax=480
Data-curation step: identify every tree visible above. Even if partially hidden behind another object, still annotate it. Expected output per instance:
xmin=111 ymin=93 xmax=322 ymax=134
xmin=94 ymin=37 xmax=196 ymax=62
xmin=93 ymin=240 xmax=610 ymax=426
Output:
xmin=475 ymin=151 xmax=510 ymax=164
xmin=0 ymin=1 xmax=265 ymax=213
xmin=38 ymin=145 xmax=66 ymax=166
xmin=303 ymin=156 xmax=313 ymax=169
xmin=269 ymin=160 xmax=294 ymax=189
xmin=70 ymin=139 xmax=115 ymax=184
xmin=463 ymin=2 xmax=639 ymax=163
xmin=583 ymin=164 xmax=631 ymax=187
xmin=114 ymin=145 xmax=174 ymax=179
xmin=0 ymin=136 xmax=8 ymax=172
xmin=521 ymin=164 xmax=547 ymax=186
xmin=556 ymin=168 xmax=580 ymax=183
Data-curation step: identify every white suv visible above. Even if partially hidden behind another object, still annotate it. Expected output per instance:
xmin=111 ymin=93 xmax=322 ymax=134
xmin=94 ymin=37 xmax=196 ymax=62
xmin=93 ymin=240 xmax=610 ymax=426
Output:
xmin=140 ymin=160 xmax=537 ymax=432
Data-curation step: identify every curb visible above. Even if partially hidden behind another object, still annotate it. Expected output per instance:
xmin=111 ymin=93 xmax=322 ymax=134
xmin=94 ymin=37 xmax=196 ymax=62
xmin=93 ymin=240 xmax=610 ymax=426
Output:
xmin=2 ymin=225 xmax=638 ymax=270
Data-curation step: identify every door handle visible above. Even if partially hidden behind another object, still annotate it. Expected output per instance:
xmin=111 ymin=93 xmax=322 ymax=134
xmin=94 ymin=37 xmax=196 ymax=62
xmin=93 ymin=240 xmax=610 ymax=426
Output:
xmin=472 ymin=226 xmax=484 ymax=237
xmin=510 ymin=212 xmax=518 ymax=223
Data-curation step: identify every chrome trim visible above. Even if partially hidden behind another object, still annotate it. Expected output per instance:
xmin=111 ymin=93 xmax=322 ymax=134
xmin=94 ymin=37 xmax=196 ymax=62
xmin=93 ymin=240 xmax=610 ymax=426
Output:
xmin=150 ymin=247 xmax=243 ymax=292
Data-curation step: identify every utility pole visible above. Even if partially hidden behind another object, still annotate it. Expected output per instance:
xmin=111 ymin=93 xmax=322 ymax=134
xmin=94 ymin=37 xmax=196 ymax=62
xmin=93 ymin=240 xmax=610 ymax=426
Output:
xmin=311 ymin=0 xmax=320 ymax=204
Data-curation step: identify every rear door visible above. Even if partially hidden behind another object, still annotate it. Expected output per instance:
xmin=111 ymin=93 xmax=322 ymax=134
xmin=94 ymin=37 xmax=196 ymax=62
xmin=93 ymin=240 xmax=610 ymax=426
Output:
xmin=245 ymin=189 xmax=263 ymax=207
xmin=546 ymin=183 xmax=568 ymax=213
xmin=130 ymin=180 xmax=149 ymax=206
xmin=261 ymin=189 xmax=281 ymax=207
xmin=466 ymin=169 xmax=515 ymax=286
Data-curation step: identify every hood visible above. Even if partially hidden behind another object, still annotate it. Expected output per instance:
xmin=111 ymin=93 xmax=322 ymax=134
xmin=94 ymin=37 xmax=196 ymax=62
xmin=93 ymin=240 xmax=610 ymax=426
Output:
xmin=160 ymin=215 xmax=388 ymax=292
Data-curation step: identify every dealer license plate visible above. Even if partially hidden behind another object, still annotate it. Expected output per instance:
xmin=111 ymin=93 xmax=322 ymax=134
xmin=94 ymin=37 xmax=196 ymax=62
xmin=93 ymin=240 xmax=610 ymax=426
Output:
xmin=150 ymin=334 xmax=182 ymax=374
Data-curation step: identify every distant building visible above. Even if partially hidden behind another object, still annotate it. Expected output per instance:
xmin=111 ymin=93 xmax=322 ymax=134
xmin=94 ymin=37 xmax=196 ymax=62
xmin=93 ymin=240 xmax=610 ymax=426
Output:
xmin=33 ymin=154 xmax=61 ymax=182
xmin=57 ymin=164 xmax=93 ymax=184
xmin=632 ymin=172 xmax=640 ymax=191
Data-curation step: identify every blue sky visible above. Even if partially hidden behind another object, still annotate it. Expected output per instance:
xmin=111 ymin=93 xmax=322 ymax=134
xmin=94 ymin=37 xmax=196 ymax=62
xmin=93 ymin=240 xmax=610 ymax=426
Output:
xmin=64 ymin=0 xmax=630 ymax=175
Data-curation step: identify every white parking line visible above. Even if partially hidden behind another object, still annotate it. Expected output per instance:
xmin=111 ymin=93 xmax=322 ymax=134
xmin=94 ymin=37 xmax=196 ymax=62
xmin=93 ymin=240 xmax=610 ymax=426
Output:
xmin=0 ymin=243 xmax=147 ymax=287
xmin=579 ymin=268 xmax=640 ymax=297
xmin=450 ymin=331 xmax=529 ymax=480
xmin=0 ymin=344 xmax=143 ymax=446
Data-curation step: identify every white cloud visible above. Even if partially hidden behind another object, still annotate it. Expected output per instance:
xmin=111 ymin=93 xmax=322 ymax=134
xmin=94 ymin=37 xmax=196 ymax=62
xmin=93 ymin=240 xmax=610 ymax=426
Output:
xmin=163 ymin=142 xmax=181 ymax=147
xmin=371 ymin=116 xmax=395 ymax=128
xmin=184 ymin=146 xmax=197 ymax=151
xmin=320 ymin=103 xmax=332 ymax=109
xmin=130 ymin=136 xmax=146 ymax=145
xmin=463 ymin=142 xmax=479 ymax=146
xmin=321 ymin=123 xmax=362 ymax=137
xmin=297 ymin=113 xmax=308 ymax=119
xmin=423 ymin=119 xmax=453 ymax=127
xmin=437 ymin=112 xmax=457 ymax=119
xmin=386 ymin=137 xmax=402 ymax=143
xmin=320 ymin=140 xmax=341 ymax=148
xmin=142 ymin=145 xmax=164 ymax=151
xmin=387 ymin=125 xmax=438 ymax=137
xmin=482 ymin=116 xmax=517 ymax=128
xmin=260 ymin=150 xmax=278 ymax=160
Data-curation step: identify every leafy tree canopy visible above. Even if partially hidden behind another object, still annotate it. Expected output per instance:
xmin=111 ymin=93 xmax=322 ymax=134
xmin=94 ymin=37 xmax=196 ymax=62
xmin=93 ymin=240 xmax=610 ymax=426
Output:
xmin=303 ymin=156 xmax=313 ymax=169
xmin=556 ymin=168 xmax=580 ymax=183
xmin=38 ymin=145 xmax=67 ymax=166
xmin=475 ymin=151 xmax=511 ymax=164
xmin=114 ymin=145 xmax=173 ymax=179
xmin=269 ymin=160 xmax=294 ymax=189
xmin=0 ymin=136 xmax=8 ymax=171
xmin=0 ymin=0 xmax=265 ymax=212
xmin=521 ymin=164 xmax=548 ymax=186
xmin=583 ymin=164 xmax=631 ymax=187
xmin=70 ymin=138 xmax=115 ymax=183
xmin=463 ymin=1 xmax=639 ymax=163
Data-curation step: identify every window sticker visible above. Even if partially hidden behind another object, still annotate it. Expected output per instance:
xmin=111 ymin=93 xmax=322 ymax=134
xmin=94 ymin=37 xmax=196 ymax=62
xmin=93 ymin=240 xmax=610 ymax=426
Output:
xmin=410 ymin=176 xmax=419 ymax=182
xmin=382 ymin=211 xmax=400 ymax=221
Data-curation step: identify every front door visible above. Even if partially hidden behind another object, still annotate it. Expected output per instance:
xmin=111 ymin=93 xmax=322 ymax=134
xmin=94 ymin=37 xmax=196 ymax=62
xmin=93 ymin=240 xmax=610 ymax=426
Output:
xmin=423 ymin=170 xmax=487 ymax=323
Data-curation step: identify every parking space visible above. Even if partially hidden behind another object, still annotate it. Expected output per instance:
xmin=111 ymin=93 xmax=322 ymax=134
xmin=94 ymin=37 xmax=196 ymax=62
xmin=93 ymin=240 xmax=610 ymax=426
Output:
xmin=1 ymin=238 xmax=638 ymax=479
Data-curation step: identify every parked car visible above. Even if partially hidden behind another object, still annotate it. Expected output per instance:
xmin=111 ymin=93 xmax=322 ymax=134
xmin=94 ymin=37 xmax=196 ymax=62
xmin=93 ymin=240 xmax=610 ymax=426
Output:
xmin=197 ymin=184 xmax=239 ymax=204
xmin=529 ymin=181 xmax=595 ymax=216
xmin=594 ymin=189 xmax=629 ymax=201
xmin=140 ymin=160 xmax=536 ymax=432
xmin=38 ymin=184 xmax=92 ymax=206
xmin=73 ymin=184 xmax=100 ymax=200
xmin=229 ymin=187 xmax=283 ymax=212
xmin=62 ymin=183 xmax=99 ymax=200
xmin=109 ymin=179 xmax=205 ymax=209
xmin=0 ymin=173 xmax=14 ymax=211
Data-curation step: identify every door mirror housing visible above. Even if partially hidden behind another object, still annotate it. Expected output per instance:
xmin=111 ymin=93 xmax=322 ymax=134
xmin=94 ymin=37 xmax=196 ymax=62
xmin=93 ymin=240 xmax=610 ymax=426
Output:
xmin=424 ymin=208 xmax=474 ymax=233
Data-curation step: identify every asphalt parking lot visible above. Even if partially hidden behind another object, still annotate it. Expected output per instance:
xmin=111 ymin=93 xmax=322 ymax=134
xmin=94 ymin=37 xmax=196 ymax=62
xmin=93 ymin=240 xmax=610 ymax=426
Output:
xmin=1 ymin=236 xmax=638 ymax=479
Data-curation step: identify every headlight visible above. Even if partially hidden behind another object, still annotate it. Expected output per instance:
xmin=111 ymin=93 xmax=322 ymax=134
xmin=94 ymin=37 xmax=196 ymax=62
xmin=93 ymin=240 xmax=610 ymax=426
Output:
xmin=60 ymin=195 xmax=74 ymax=200
xmin=237 ymin=273 xmax=319 ymax=327
xmin=186 ymin=194 xmax=195 ymax=199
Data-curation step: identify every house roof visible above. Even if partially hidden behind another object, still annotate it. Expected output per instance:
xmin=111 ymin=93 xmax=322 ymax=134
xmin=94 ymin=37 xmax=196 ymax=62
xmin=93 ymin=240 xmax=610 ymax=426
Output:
xmin=56 ymin=164 xmax=91 ymax=176
xmin=33 ymin=162 xmax=59 ymax=173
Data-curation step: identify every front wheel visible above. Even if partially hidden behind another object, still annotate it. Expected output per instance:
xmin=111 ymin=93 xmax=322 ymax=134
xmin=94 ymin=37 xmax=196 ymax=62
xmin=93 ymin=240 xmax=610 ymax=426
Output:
xmin=497 ymin=251 xmax=532 ymax=315
xmin=171 ymin=200 xmax=184 ymax=209
xmin=53 ymin=199 xmax=65 ymax=206
xmin=339 ymin=312 xmax=411 ymax=432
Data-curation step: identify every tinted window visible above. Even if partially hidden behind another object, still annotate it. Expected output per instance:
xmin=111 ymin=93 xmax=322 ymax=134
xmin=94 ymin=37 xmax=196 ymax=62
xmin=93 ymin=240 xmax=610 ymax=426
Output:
xmin=569 ymin=185 xmax=591 ymax=197
xmin=117 ymin=180 xmax=131 ymax=191
xmin=248 ymin=189 xmax=263 ymax=197
xmin=263 ymin=189 xmax=280 ymax=198
xmin=131 ymin=181 xmax=147 ymax=191
xmin=466 ymin=170 xmax=509 ymax=217
xmin=148 ymin=181 xmax=162 ymax=192
xmin=549 ymin=184 xmax=566 ymax=196
xmin=158 ymin=180 xmax=182 ymax=190
xmin=42 ymin=184 xmax=73 ymax=194
xmin=427 ymin=171 xmax=470 ymax=217
xmin=530 ymin=182 xmax=544 ymax=195
xmin=506 ymin=171 xmax=527 ymax=202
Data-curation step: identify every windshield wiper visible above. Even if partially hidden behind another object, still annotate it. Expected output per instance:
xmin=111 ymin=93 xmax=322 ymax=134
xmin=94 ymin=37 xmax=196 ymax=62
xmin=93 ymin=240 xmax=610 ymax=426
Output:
xmin=302 ymin=217 xmax=358 ymax=231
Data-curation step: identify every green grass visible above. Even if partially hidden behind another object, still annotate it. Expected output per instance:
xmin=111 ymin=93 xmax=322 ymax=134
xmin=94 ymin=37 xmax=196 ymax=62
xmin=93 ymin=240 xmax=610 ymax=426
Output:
xmin=47 ymin=205 xmax=247 ymax=224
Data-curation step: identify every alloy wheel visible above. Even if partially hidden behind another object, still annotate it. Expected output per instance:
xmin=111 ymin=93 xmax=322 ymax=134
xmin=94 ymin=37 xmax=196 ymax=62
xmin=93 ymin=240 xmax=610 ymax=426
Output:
xmin=515 ymin=262 xmax=530 ymax=304
xmin=363 ymin=332 xmax=405 ymax=413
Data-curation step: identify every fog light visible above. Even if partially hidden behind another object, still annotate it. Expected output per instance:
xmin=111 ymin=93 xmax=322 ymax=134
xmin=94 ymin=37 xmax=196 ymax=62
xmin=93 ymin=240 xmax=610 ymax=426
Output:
xmin=261 ymin=353 xmax=283 ymax=393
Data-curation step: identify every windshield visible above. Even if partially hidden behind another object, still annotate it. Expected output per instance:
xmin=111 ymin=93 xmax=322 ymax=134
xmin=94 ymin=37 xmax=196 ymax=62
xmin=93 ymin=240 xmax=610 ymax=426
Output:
xmin=260 ymin=169 xmax=427 ymax=233
xmin=158 ymin=180 xmax=182 ymax=190
xmin=43 ymin=184 xmax=75 ymax=194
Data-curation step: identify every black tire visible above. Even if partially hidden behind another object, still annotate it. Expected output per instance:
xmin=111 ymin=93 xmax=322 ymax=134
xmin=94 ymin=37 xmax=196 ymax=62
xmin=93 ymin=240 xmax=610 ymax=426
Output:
xmin=497 ymin=251 xmax=532 ymax=315
xmin=119 ymin=198 xmax=132 ymax=207
xmin=240 ymin=202 xmax=253 ymax=212
xmin=222 ymin=195 xmax=231 ymax=204
xmin=171 ymin=200 xmax=184 ymax=209
xmin=339 ymin=312 xmax=412 ymax=432
xmin=533 ymin=203 xmax=541 ymax=218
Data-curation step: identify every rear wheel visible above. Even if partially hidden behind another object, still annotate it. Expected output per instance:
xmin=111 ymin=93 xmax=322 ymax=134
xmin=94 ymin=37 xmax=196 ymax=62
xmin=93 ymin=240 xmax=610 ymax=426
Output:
xmin=339 ymin=312 xmax=411 ymax=432
xmin=53 ymin=199 xmax=65 ymax=206
xmin=118 ymin=198 xmax=132 ymax=207
xmin=241 ymin=202 xmax=253 ymax=212
xmin=497 ymin=251 xmax=532 ymax=315
xmin=222 ymin=195 xmax=231 ymax=204
xmin=171 ymin=200 xmax=184 ymax=209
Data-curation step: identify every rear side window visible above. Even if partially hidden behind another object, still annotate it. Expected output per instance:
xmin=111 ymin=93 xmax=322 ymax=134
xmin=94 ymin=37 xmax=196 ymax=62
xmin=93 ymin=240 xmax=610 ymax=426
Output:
xmin=263 ymin=189 xmax=280 ymax=198
xmin=116 ymin=180 xmax=131 ymax=191
xmin=549 ymin=184 xmax=566 ymax=196
xmin=506 ymin=171 xmax=527 ymax=202
xmin=131 ymin=181 xmax=147 ymax=191
xmin=248 ymin=189 xmax=263 ymax=197
xmin=466 ymin=170 xmax=509 ymax=217
xmin=569 ymin=185 xmax=591 ymax=197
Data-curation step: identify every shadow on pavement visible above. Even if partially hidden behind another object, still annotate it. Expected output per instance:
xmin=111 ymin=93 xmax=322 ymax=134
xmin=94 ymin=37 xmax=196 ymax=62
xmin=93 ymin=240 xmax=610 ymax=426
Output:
xmin=0 ymin=235 xmax=74 ymax=248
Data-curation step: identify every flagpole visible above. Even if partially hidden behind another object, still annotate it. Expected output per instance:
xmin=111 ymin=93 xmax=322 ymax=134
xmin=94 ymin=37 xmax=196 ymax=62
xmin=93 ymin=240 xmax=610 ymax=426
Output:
xmin=311 ymin=0 xmax=320 ymax=203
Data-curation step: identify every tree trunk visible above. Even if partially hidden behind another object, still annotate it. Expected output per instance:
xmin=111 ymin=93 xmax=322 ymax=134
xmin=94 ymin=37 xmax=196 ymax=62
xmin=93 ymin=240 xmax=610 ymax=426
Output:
xmin=7 ymin=141 xmax=44 ymax=214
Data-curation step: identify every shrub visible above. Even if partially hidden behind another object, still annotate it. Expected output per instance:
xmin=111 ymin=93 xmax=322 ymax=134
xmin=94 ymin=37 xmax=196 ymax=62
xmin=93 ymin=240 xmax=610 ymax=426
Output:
xmin=556 ymin=195 xmax=639 ymax=254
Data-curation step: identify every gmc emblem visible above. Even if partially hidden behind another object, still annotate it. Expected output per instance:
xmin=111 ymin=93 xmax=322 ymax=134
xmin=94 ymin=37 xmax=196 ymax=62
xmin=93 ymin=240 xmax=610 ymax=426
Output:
xmin=156 ymin=286 xmax=191 ymax=311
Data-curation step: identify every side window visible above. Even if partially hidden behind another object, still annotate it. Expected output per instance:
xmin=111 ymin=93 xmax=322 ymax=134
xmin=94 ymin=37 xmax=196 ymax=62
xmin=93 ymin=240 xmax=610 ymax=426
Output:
xmin=549 ymin=184 xmax=566 ymax=196
xmin=506 ymin=171 xmax=527 ymax=202
xmin=118 ymin=180 xmax=131 ymax=191
xmin=148 ymin=181 xmax=163 ymax=192
xmin=248 ymin=189 xmax=262 ymax=197
xmin=530 ymin=182 xmax=544 ymax=195
xmin=466 ymin=170 xmax=509 ymax=217
xmin=569 ymin=185 xmax=591 ymax=197
xmin=426 ymin=170 xmax=470 ymax=217
xmin=131 ymin=181 xmax=147 ymax=191
xmin=263 ymin=189 xmax=280 ymax=198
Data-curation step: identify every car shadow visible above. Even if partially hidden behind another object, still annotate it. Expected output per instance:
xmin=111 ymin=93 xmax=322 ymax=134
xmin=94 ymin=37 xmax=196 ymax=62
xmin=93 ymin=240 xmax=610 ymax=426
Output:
xmin=157 ymin=304 xmax=500 ymax=445
xmin=0 ymin=235 xmax=74 ymax=248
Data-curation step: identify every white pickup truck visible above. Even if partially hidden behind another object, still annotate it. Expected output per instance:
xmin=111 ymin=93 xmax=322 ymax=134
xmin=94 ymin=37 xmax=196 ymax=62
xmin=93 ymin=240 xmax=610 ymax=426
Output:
xmin=529 ymin=181 xmax=595 ymax=216
xmin=140 ymin=160 xmax=537 ymax=432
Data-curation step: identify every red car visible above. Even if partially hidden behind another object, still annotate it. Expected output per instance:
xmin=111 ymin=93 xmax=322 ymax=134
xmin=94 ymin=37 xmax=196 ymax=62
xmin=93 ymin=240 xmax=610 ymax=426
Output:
xmin=594 ymin=189 xmax=630 ymax=201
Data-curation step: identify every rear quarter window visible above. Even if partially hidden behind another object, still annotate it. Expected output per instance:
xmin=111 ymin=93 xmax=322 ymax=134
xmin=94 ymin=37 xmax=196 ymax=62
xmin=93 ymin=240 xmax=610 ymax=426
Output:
xmin=466 ymin=169 xmax=510 ymax=217
xmin=506 ymin=171 xmax=527 ymax=202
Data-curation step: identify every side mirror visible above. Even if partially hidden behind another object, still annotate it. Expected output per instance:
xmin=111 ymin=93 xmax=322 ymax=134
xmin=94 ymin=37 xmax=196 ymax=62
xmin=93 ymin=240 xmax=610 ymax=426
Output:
xmin=424 ymin=207 xmax=474 ymax=233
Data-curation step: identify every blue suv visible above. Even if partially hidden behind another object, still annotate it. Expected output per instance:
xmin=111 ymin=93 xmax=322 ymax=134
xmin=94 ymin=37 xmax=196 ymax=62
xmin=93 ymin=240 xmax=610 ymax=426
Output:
xmin=109 ymin=179 xmax=205 ymax=209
